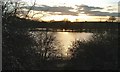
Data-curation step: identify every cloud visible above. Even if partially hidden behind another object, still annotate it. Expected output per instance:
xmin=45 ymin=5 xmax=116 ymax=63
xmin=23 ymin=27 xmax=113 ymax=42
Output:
xmin=23 ymin=4 xmax=119 ymax=17
xmin=76 ymin=4 xmax=103 ymax=12
xmin=24 ymin=5 xmax=78 ymax=15
xmin=106 ymin=6 xmax=117 ymax=11
xmin=88 ymin=11 xmax=119 ymax=17
xmin=76 ymin=4 xmax=119 ymax=17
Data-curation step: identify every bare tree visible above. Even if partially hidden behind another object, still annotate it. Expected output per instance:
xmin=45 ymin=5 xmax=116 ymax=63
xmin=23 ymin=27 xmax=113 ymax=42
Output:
xmin=2 ymin=0 xmax=28 ymax=18
xmin=29 ymin=32 xmax=62 ymax=61
xmin=63 ymin=18 xmax=70 ymax=22
xmin=2 ymin=0 xmax=45 ymax=20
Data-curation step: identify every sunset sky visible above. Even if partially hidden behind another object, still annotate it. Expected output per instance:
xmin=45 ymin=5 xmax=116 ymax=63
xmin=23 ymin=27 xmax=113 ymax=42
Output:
xmin=18 ymin=0 xmax=120 ymax=22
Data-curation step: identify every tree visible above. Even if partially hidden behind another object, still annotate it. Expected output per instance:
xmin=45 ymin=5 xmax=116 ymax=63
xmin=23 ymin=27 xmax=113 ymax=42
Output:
xmin=2 ymin=0 xmax=62 ymax=70
xmin=63 ymin=18 xmax=70 ymax=22
xmin=2 ymin=0 xmax=46 ymax=20
xmin=66 ymin=32 xmax=118 ymax=70
xmin=108 ymin=16 xmax=116 ymax=22
xmin=76 ymin=18 xmax=80 ymax=22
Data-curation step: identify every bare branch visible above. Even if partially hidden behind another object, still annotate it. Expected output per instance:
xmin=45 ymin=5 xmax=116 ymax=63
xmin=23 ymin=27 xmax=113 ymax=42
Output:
xmin=25 ymin=0 xmax=36 ymax=18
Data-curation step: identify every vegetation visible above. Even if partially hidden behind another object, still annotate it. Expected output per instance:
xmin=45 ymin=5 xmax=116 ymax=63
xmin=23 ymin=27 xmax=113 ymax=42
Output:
xmin=108 ymin=16 xmax=116 ymax=22
xmin=65 ymin=31 xmax=118 ymax=70
xmin=2 ymin=0 xmax=118 ymax=70
xmin=2 ymin=0 xmax=62 ymax=70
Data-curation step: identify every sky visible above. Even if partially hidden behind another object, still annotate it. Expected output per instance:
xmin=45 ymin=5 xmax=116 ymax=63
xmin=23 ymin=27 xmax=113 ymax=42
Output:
xmin=19 ymin=0 xmax=119 ymax=22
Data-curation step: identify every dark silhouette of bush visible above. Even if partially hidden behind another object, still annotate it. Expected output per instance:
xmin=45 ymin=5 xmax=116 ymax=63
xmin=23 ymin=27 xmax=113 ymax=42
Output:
xmin=108 ymin=16 xmax=116 ymax=22
xmin=2 ymin=15 xmax=62 ymax=70
xmin=2 ymin=1 xmax=118 ymax=70
xmin=2 ymin=15 xmax=39 ymax=70
xmin=2 ymin=0 xmax=63 ymax=70
xmin=66 ymin=31 xmax=118 ymax=70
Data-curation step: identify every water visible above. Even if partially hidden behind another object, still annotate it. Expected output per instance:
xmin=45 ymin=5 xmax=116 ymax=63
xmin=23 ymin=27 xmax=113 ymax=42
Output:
xmin=28 ymin=31 xmax=93 ymax=58
xmin=25 ymin=30 xmax=118 ymax=70
xmin=3 ymin=27 xmax=118 ymax=70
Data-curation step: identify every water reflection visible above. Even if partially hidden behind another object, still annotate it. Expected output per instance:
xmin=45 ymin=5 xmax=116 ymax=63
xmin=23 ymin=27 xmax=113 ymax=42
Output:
xmin=55 ymin=32 xmax=93 ymax=57
xmin=29 ymin=31 xmax=93 ymax=58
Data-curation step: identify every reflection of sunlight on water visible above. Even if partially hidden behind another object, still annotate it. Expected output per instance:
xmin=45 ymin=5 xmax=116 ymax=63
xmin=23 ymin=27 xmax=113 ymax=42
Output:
xmin=29 ymin=31 xmax=93 ymax=58
xmin=55 ymin=32 xmax=93 ymax=57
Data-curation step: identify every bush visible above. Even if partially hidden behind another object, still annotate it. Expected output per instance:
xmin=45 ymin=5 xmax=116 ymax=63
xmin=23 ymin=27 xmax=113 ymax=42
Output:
xmin=67 ymin=31 xmax=118 ymax=70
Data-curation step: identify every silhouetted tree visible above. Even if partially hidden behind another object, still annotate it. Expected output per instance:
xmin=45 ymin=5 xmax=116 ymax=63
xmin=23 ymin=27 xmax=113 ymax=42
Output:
xmin=29 ymin=32 xmax=62 ymax=60
xmin=66 ymin=31 xmax=118 ymax=70
xmin=63 ymin=18 xmax=70 ymax=22
xmin=2 ymin=0 xmax=62 ymax=70
xmin=108 ymin=16 xmax=116 ymax=22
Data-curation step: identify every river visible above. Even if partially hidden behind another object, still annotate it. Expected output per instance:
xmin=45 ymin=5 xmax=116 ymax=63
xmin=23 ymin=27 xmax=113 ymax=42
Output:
xmin=28 ymin=31 xmax=93 ymax=58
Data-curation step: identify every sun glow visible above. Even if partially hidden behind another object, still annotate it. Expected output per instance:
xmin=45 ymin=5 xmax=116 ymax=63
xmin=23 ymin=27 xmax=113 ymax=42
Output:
xmin=78 ymin=14 xmax=90 ymax=21
xmin=28 ymin=13 xmax=109 ymax=22
xmin=23 ymin=7 xmax=117 ymax=22
xmin=55 ymin=32 xmax=93 ymax=57
xmin=40 ymin=15 xmax=93 ymax=22
xmin=19 ymin=0 xmax=118 ymax=22
xmin=22 ymin=9 xmax=117 ymax=22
